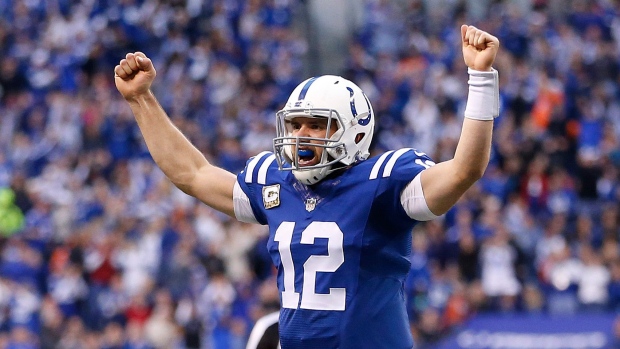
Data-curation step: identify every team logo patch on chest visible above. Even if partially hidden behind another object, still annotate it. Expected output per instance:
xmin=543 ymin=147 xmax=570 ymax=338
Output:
xmin=262 ymin=184 xmax=280 ymax=209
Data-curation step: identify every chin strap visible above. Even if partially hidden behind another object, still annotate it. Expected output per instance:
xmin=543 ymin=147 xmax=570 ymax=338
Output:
xmin=293 ymin=167 xmax=327 ymax=185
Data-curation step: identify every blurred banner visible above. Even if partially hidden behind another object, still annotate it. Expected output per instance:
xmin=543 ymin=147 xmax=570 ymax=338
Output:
xmin=432 ymin=313 xmax=617 ymax=349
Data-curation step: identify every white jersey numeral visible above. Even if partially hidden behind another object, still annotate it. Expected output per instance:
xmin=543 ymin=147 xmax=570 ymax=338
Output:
xmin=274 ymin=222 xmax=299 ymax=309
xmin=274 ymin=221 xmax=346 ymax=311
xmin=415 ymin=158 xmax=436 ymax=169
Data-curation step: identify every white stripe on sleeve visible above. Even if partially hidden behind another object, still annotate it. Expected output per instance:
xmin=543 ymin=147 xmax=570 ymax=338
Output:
xmin=369 ymin=150 xmax=394 ymax=180
xmin=257 ymin=154 xmax=276 ymax=185
xmin=382 ymin=148 xmax=412 ymax=178
xmin=245 ymin=151 xmax=270 ymax=183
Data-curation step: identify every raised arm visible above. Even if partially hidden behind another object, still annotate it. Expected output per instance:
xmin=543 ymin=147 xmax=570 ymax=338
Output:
xmin=420 ymin=25 xmax=500 ymax=215
xmin=114 ymin=52 xmax=236 ymax=216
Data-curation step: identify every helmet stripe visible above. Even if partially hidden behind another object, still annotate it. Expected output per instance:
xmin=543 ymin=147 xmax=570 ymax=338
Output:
xmin=297 ymin=77 xmax=318 ymax=101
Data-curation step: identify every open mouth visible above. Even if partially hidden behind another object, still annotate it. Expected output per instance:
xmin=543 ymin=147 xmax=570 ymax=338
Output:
xmin=297 ymin=148 xmax=316 ymax=166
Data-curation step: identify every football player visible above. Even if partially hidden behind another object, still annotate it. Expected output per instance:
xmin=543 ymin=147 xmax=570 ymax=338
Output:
xmin=115 ymin=25 xmax=499 ymax=349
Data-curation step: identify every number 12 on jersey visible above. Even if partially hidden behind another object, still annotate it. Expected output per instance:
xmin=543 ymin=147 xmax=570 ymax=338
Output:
xmin=274 ymin=221 xmax=346 ymax=311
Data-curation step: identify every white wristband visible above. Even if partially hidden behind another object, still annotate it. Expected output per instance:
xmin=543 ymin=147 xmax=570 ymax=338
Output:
xmin=464 ymin=68 xmax=499 ymax=121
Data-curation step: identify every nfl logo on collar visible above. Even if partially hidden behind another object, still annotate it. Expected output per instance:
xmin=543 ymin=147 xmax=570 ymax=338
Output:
xmin=305 ymin=198 xmax=317 ymax=212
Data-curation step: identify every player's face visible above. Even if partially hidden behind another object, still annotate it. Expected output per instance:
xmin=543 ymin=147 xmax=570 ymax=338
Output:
xmin=287 ymin=117 xmax=338 ymax=167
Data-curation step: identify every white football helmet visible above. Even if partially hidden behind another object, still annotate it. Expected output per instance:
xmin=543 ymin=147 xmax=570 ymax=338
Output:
xmin=273 ymin=75 xmax=375 ymax=185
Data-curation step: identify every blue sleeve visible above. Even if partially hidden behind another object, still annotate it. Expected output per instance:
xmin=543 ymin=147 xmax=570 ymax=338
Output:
xmin=236 ymin=152 xmax=278 ymax=225
xmin=373 ymin=148 xmax=435 ymax=223
xmin=237 ymin=174 xmax=268 ymax=225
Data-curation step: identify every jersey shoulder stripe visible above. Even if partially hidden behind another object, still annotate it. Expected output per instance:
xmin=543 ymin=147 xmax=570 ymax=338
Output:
xmin=257 ymin=154 xmax=276 ymax=185
xmin=382 ymin=148 xmax=412 ymax=178
xmin=244 ymin=151 xmax=271 ymax=184
xmin=369 ymin=150 xmax=394 ymax=180
xmin=366 ymin=148 xmax=434 ymax=182
xmin=369 ymin=148 xmax=415 ymax=180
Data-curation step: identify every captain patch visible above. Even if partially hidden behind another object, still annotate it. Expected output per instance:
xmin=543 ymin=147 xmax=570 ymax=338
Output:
xmin=262 ymin=184 xmax=281 ymax=209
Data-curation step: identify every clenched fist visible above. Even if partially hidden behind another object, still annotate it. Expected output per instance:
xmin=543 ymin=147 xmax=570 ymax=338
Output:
xmin=461 ymin=25 xmax=500 ymax=72
xmin=114 ymin=52 xmax=157 ymax=101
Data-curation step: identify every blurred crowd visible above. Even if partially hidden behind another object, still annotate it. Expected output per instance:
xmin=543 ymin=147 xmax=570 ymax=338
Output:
xmin=1 ymin=0 xmax=620 ymax=348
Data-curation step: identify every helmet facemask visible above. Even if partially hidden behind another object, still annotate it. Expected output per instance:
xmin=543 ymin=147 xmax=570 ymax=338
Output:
xmin=273 ymin=109 xmax=348 ymax=185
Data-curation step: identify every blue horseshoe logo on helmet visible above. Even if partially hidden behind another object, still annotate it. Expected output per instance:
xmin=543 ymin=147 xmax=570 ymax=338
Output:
xmin=358 ymin=93 xmax=373 ymax=126
xmin=347 ymin=87 xmax=372 ymax=126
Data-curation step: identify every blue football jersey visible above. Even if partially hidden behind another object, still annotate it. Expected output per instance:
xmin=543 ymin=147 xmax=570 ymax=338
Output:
xmin=237 ymin=148 xmax=434 ymax=349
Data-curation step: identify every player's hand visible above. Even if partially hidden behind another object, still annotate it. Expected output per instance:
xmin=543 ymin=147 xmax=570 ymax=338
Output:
xmin=461 ymin=25 xmax=499 ymax=72
xmin=114 ymin=52 xmax=156 ymax=101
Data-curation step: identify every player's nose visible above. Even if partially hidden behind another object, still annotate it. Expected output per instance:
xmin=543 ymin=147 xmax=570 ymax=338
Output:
xmin=296 ymin=123 xmax=312 ymax=137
